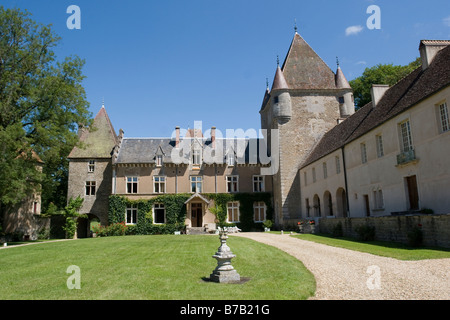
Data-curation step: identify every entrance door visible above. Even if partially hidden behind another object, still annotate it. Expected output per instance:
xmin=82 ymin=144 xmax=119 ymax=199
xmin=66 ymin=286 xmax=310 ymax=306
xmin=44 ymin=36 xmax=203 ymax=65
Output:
xmin=191 ymin=203 xmax=203 ymax=227
xmin=363 ymin=195 xmax=370 ymax=217
xmin=406 ymin=175 xmax=419 ymax=210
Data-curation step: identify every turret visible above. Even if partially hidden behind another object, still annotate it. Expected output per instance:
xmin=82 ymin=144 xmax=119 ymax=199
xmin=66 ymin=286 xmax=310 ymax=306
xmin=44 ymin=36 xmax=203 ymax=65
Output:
xmin=271 ymin=65 xmax=292 ymax=125
xmin=335 ymin=61 xmax=355 ymax=118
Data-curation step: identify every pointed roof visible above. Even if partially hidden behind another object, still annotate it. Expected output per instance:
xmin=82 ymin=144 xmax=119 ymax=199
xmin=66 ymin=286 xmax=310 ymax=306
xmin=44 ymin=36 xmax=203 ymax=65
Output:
xmin=68 ymin=106 xmax=118 ymax=159
xmin=335 ymin=66 xmax=351 ymax=89
xmin=281 ymin=33 xmax=337 ymax=90
xmin=271 ymin=66 xmax=289 ymax=90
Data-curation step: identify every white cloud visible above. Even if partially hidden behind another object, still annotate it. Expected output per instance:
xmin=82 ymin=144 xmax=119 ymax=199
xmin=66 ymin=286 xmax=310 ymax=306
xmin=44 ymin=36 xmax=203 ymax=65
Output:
xmin=346 ymin=25 xmax=364 ymax=36
xmin=444 ymin=16 xmax=450 ymax=27
xmin=356 ymin=61 xmax=367 ymax=65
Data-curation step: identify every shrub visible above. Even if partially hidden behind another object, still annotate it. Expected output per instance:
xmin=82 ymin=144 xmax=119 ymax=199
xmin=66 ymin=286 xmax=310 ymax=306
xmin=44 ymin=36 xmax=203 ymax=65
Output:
xmin=354 ymin=225 xmax=375 ymax=241
xmin=331 ymin=222 xmax=344 ymax=238
xmin=92 ymin=222 xmax=128 ymax=237
xmin=407 ymin=226 xmax=423 ymax=247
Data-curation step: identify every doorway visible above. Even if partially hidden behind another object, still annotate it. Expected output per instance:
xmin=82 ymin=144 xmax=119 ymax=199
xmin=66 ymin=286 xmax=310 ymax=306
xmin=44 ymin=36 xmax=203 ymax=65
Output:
xmin=363 ymin=195 xmax=370 ymax=217
xmin=191 ymin=203 xmax=203 ymax=227
xmin=406 ymin=175 xmax=419 ymax=210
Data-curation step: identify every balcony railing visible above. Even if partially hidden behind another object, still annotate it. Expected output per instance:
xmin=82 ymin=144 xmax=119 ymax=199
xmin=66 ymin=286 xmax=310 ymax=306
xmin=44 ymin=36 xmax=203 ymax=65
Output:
xmin=396 ymin=149 xmax=417 ymax=166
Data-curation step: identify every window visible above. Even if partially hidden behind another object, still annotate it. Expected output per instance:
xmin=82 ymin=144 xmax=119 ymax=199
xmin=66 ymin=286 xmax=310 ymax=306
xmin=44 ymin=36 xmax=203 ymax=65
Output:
xmin=335 ymin=156 xmax=341 ymax=174
xmin=253 ymin=175 xmax=265 ymax=192
xmin=312 ymin=168 xmax=316 ymax=183
xmin=376 ymin=135 xmax=384 ymax=158
xmin=361 ymin=143 xmax=367 ymax=164
xmin=305 ymin=198 xmax=311 ymax=217
xmin=88 ymin=160 xmax=95 ymax=173
xmin=338 ymin=96 xmax=345 ymax=104
xmin=226 ymin=175 xmax=239 ymax=193
xmin=373 ymin=190 xmax=384 ymax=210
xmin=438 ymin=102 xmax=449 ymax=133
xmin=399 ymin=120 xmax=413 ymax=152
xmin=323 ymin=162 xmax=328 ymax=179
xmin=156 ymin=155 xmax=163 ymax=167
xmin=85 ymin=181 xmax=96 ymax=196
xmin=253 ymin=202 xmax=266 ymax=222
xmin=190 ymin=176 xmax=202 ymax=193
xmin=153 ymin=176 xmax=166 ymax=194
xmin=227 ymin=202 xmax=240 ymax=223
xmin=127 ymin=177 xmax=138 ymax=194
xmin=227 ymin=153 xmax=235 ymax=166
xmin=153 ymin=203 xmax=165 ymax=224
xmin=126 ymin=204 xmax=138 ymax=225
xmin=304 ymin=172 xmax=308 ymax=186
xmin=192 ymin=149 xmax=202 ymax=165
xmin=274 ymin=96 xmax=279 ymax=104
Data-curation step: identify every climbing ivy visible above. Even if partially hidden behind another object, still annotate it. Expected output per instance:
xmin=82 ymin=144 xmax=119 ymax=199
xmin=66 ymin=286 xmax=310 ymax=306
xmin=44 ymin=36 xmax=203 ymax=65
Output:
xmin=108 ymin=192 xmax=273 ymax=234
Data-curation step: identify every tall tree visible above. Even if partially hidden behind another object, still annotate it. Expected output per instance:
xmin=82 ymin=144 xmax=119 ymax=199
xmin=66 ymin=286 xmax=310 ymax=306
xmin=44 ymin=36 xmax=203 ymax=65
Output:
xmin=0 ymin=7 xmax=92 ymax=217
xmin=350 ymin=58 xmax=422 ymax=109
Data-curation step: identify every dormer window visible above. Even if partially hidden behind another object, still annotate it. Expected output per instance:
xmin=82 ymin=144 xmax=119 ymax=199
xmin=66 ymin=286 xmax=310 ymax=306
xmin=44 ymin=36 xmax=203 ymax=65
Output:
xmin=192 ymin=149 xmax=202 ymax=166
xmin=156 ymin=155 xmax=163 ymax=167
xmin=227 ymin=153 xmax=235 ymax=166
xmin=88 ymin=160 xmax=95 ymax=173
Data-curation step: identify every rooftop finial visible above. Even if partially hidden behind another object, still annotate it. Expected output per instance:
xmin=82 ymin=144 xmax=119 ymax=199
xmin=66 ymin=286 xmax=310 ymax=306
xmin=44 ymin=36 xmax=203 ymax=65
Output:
xmin=336 ymin=56 xmax=340 ymax=68
xmin=277 ymin=55 xmax=280 ymax=67
xmin=266 ymin=77 xmax=269 ymax=89
xmin=102 ymin=97 xmax=105 ymax=108
xmin=294 ymin=19 xmax=298 ymax=33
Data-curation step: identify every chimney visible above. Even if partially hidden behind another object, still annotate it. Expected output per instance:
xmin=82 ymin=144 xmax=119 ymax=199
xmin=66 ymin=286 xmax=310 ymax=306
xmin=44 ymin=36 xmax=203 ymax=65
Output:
xmin=175 ymin=126 xmax=180 ymax=148
xmin=211 ymin=126 xmax=216 ymax=149
xmin=371 ymin=84 xmax=390 ymax=108
xmin=419 ymin=40 xmax=450 ymax=70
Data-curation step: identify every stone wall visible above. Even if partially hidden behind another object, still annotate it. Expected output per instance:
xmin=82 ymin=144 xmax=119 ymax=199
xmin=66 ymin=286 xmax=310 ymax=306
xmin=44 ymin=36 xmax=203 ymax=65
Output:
xmin=318 ymin=214 xmax=450 ymax=248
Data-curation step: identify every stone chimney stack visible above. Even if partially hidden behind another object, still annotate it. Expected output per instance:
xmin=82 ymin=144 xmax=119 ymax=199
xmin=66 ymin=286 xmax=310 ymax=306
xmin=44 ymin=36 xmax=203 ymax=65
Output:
xmin=371 ymin=84 xmax=390 ymax=108
xmin=211 ymin=126 xmax=216 ymax=149
xmin=419 ymin=40 xmax=450 ymax=70
xmin=175 ymin=126 xmax=180 ymax=148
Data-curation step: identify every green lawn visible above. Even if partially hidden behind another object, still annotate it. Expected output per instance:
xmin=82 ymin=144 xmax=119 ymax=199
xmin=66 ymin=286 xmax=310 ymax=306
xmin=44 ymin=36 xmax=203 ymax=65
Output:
xmin=291 ymin=234 xmax=450 ymax=260
xmin=0 ymin=235 xmax=315 ymax=300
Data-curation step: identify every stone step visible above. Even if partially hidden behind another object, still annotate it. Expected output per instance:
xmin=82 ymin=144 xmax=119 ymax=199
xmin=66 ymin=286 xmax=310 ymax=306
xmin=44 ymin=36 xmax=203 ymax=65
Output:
xmin=186 ymin=227 xmax=208 ymax=235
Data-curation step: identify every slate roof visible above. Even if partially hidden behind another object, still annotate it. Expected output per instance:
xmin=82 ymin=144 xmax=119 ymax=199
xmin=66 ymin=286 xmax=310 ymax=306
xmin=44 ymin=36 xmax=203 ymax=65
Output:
xmin=68 ymin=107 xmax=118 ymax=159
xmin=114 ymin=137 xmax=268 ymax=165
xmin=281 ymin=33 xmax=337 ymax=90
xmin=301 ymin=44 xmax=450 ymax=169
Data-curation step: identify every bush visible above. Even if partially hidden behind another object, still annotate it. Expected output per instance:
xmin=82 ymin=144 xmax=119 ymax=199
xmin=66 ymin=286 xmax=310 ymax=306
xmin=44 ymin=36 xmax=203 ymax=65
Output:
xmin=354 ymin=225 xmax=375 ymax=241
xmin=331 ymin=222 xmax=344 ymax=238
xmin=93 ymin=222 xmax=128 ymax=237
xmin=407 ymin=226 xmax=423 ymax=247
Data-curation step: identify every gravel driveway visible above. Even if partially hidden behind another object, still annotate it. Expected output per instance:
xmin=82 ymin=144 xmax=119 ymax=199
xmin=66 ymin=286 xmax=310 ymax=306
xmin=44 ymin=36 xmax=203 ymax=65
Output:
xmin=232 ymin=233 xmax=450 ymax=300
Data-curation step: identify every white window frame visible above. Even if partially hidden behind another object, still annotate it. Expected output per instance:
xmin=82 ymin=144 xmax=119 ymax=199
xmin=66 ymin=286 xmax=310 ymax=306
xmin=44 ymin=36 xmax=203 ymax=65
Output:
xmin=126 ymin=204 xmax=138 ymax=225
xmin=192 ymin=149 xmax=202 ymax=166
xmin=126 ymin=177 xmax=138 ymax=194
xmin=335 ymin=156 xmax=341 ymax=174
xmin=438 ymin=102 xmax=449 ymax=133
xmin=376 ymin=135 xmax=384 ymax=158
xmin=253 ymin=201 xmax=266 ymax=222
xmin=153 ymin=176 xmax=166 ymax=194
xmin=156 ymin=155 xmax=163 ymax=167
xmin=227 ymin=201 xmax=240 ymax=223
xmin=399 ymin=119 xmax=413 ymax=152
xmin=190 ymin=176 xmax=203 ymax=193
xmin=227 ymin=153 xmax=235 ymax=166
xmin=85 ymin=181 xmax=96 ymax=196
xmin=253 ymin=175 xmax=265 ymax=192
xmin=373 ymin=189 xmax=385 ymax=210
xmin=153 ymin=203 xmax=166 ymax=224
xmin=361 ymin=143 xmax=367 ymax=164
xmin=226 ymin=175 xmax=239 ymax=193
xmin=88 ymin=160 xmax=95 ymax=173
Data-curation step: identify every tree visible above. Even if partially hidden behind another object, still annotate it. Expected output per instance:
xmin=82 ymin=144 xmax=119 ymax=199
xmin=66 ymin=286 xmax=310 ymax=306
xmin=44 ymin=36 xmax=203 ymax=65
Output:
xmin=61 ymin=196 xmax=85 ymax=239
xmin=350 ymin=58 xmax=422 ymax=109
xmin=0 ymin=7 xmax=92 ymax=218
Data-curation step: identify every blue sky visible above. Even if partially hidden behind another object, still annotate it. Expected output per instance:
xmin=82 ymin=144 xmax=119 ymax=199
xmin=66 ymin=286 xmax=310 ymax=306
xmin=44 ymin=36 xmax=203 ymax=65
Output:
xmin=2 ymin=0 xmax=450 ymax=138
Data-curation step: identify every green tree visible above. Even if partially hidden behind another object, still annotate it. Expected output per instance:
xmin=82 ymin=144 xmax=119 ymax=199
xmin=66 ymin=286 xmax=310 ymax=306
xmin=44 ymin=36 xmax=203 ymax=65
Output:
xmin=350 ymin=58 xmax=422 ymax=109
xmin=0 ymin=7 xmax=92 ymax=218
xmin=62 ymin=196 xmax=85 ymax=239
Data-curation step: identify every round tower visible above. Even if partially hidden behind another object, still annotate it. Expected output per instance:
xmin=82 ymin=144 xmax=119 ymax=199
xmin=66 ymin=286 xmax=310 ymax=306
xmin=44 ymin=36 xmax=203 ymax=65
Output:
xmin=271 ymin=66 xmax=292 ymax=125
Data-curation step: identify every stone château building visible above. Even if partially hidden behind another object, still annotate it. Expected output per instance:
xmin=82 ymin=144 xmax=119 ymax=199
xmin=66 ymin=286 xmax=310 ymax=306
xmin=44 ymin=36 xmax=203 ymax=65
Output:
xmin=67 ymin=31 xmax=450 ymax=238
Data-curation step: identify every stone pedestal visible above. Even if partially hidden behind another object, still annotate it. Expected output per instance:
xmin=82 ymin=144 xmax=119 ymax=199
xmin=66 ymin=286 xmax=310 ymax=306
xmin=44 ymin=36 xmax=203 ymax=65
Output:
xmin=210 ymin=227 xmax=240 ymax=283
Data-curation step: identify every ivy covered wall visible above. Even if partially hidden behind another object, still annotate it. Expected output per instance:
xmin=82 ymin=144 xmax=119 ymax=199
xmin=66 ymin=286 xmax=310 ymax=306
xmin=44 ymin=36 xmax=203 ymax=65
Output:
xmin=108 ymin=193 xmax=273 ymax=234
